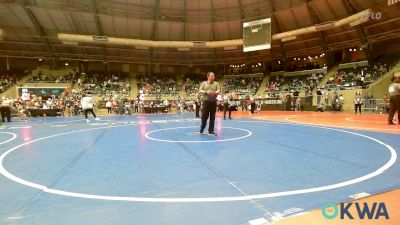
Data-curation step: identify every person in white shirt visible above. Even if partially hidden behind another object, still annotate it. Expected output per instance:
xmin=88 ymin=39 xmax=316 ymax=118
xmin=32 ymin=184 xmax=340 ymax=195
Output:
xmin=0 ymin=96 xmax=12 ymax=122
xmin=105 ymin=100 xmax=112 ymax=114
xmin=81 ymin=94 xmax=99 ymax=122
xmin=223 ymin=91 xmax=230 ymax=120
xmin=353 ymin=92 xmax=363 ymax=114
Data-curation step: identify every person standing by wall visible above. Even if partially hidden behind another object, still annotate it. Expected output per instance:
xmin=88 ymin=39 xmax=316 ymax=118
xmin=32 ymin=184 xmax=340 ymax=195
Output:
xmin=324 ymin=89 xmax=330 ymax=106
xmin=223 ymin=91 xmax=230 ymax=120
xmin=199 ymin=72 xmax=220 ymax=136
xmin=388 ymin=75 xmax=400 ymax=125
xmin=354 ymin=91 xmax=363 ymax=114
xmin=316 ymin=88 xmax=322 ymax=105
xmin=106 ymin=99 xmax=112 ymax=114
xmin=250 ymin=95 xmax=256 ymax=114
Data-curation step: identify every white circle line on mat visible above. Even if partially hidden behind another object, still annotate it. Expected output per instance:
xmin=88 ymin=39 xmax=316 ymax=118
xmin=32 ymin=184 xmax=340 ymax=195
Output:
xmin=0 ymin=132 xmax=17 ymax=145
xmin=0 ymin=120 xmax=397 ymax=202
xmin=145 ymin=126 xmax=252 ymax=143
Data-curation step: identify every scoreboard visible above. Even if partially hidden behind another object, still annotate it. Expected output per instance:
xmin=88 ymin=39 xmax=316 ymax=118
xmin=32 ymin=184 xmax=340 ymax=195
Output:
xmin=243 ymin=18 xmax=272 ymax=52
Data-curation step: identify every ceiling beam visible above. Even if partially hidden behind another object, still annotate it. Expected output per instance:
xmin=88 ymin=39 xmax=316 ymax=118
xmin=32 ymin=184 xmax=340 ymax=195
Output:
xmin=236 ymin=0 xmax=250 ymax=64
xmin=150 ymin=0 xmax=161 ymax=65
xmin=182 ymin=0 xmax=187 ymax=41
xmin=92 ymin=0 xmax=107 ymax=63
xmin=304 ymin=0 xmax=332 ymax=66
xmin=210 ymin=0 xmax=218 ymax=64
xmin=237 ymin=0 xmax=245 ymax=21
xmin=269 ymin=0 xmax=287 ymax=67
xmin=150 ymin=0 xmax=161 ymax=41
xmin=22 ymin=1 xmax=57 ymax=67
xmin=0 ymin=0 xmax=271 ymax=23
xmin=181 ymin=0 xmax=188 ymax=65
xmin=340 ymin=0 xmax=370 ymax=59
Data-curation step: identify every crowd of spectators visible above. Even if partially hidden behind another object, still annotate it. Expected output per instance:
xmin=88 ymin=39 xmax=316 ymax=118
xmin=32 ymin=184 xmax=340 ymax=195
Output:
xmin=27 ymin=72 xmax=79 ymax=83
xmin=326 ymin=62 xmax=391 ymax=89
xmin=224 ymin=77 xmax=263 ymax=96
xmin=183 ymin=74 xmax=204 ymax=96
xmin=0 ymin=69 xmax=28 ymax=94
xmin=266 ymin=73 xmax=324 ymax=93
xmin=79 ymin=72 xmax=130 ymax=98
xmin=137 ymin=73 xmax=180 ymax=96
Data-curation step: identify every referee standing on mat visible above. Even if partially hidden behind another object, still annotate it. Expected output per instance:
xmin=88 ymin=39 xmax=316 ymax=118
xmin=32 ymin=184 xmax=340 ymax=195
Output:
xmin=388 ymin=74 xmax=400 ymax=125
xmin=199 ymin=72 xmax=220 ymax=136
xmin=0 ymin=96 xmax=12 ymax=123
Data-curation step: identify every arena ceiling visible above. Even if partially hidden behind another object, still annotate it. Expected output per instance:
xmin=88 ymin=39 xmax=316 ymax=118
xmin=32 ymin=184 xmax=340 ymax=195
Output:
xmin=0 ymin=0 xmax=399 ymax=65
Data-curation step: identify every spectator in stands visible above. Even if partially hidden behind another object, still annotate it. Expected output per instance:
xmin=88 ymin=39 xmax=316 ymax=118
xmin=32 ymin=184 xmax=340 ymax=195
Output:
xmin=316 ymin=100 xmax=326 ymax=112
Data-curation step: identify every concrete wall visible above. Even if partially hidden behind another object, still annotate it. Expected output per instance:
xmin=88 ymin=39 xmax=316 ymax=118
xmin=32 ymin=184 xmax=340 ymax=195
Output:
xmin=1 ymin=86 xmax=18 ymax=99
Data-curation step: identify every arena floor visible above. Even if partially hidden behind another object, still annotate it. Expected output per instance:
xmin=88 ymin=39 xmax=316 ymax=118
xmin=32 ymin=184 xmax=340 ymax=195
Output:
xmin=0 ymin=111 xmax=399 ymax=225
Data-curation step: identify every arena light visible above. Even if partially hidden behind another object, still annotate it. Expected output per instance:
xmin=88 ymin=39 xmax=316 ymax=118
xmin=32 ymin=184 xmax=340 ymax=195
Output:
xmin=135 ymin=46 xmax=149 ymax=50
xmin=315 ymin=21 xmax=335 ymax=31
xmin=0 ymin=28 xmax=4 ymax=40
xmin=274 ymin=9 xmax=371 ymax=40
xmin=349 ymin=14 xmax=370 ymax=27
xmin=388 ymin=0 xmax=400 ymax=5
xmin=177 ymin=47 xmax=190 ymax=51
xmin=62 ymin=41 xmax=79 ymax=45
xmin=281 ymin=36 xmax=296 ymax=42
xmin=224 ymin=46 xmax=237 ymax=50
xmin=58 ymin=33 xmax=242 ymax=49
